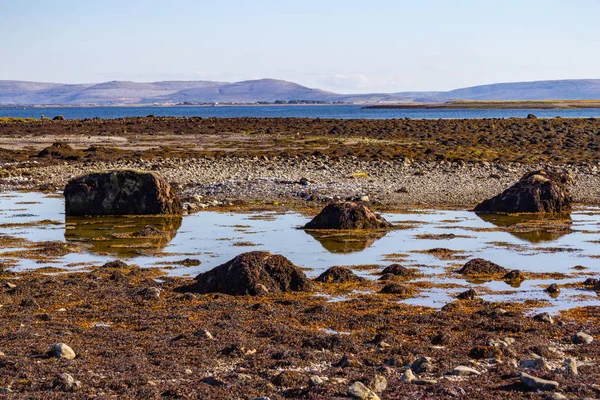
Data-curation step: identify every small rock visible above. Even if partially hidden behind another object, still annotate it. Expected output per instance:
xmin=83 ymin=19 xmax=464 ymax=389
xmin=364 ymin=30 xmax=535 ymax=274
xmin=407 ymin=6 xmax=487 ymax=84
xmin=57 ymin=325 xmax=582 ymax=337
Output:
xmin=309 ymin=375 xmax=325 ymax=386
xmin=400 ymin=369 xmax=416 ymax=383
xmin=572 ymin=331 xmax=593 ymax=345
xmin=504 ymin=269 xmax=526 ymax=281
xmin=469 ymin=346 xmax=502 ymax=360
xmin=299 ymin=177 xmax=310 ymax=186
xmin=564 ymin=358 xmax=578 ymax=376
xmin=369 ymin=375 xmax=387 ymax=393
xmin=185 ymin=369 xmax=193 ymax=375
xmin=452 ymin=366 xmax=480 ymax=376
xmin=141 ymin=287 xmax=161 ymax=300
xmin=347 ymin=381 xmax=380 ymax=400
xmin=50 ymin=343 xmax=76 ymax=360
xmin=533 ymin=312 xmax=554 ymax=324
xmin=543 ymin=393 xmax=567 ymax=400
xmin=520 ymin=358 xmax=549 ymax=371
xmin=54 ymin=373 xmax=81 ymax=392
xmin=411 ymin=357 xmax=434 ymax=374
xmin=183 ymin=292 xmax=197 ymax=300
xmin=194 ymin=329 xmax=214 ymax=340
xmin=457 ymin=288 xmax=477 ymax=300
xmin=413 ymin=379 xmax=438 ymax=385
xmin=337 ymin=354 xmax=362 ymax=368
xmin=520 ymin=372 xmax=559 ymax=391
xmin=4 ymin=282 xmax=16 ymax=289
xmin=545 ymin=284 xmax=560 ymax=296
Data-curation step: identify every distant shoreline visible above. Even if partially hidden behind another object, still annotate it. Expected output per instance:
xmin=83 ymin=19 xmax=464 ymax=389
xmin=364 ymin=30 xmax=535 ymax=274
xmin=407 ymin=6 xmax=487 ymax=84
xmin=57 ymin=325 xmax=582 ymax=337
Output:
xmin=0 ymin=103 xmax=352 ymax=109
xmin=364 ymin=100 xmax=600 ymax=110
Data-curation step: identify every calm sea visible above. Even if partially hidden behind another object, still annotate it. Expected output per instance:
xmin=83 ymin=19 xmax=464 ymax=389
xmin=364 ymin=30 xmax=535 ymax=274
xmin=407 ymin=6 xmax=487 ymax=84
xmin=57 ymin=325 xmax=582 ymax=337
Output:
xmin=2 ymin=105 xmax=600 ymax=120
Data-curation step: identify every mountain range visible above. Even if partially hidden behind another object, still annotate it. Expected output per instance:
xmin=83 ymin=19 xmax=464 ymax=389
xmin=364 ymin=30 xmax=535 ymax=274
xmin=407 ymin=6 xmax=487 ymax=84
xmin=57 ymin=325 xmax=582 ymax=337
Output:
xmin=0 ymin=78 xmax=599 ymax=106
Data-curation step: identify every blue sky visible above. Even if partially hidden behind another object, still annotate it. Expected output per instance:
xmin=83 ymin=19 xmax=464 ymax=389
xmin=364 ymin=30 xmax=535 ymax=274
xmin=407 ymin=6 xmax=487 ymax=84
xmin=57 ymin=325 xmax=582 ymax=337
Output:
xmin=1 ymin=0 xmax=599 ymax=93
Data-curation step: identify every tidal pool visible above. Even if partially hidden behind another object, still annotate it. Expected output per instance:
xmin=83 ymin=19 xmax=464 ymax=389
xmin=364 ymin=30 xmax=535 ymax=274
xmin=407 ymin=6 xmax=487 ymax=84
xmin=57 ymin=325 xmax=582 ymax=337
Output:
xmin=1 ymin=192 xmax=599 ymax=312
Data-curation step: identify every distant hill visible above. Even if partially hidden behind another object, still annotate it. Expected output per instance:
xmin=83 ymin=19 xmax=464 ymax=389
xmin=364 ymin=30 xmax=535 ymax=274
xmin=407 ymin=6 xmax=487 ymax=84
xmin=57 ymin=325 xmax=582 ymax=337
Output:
xmin=422 ymin=79 xmax=600 ymax=102
xmin=0 ymin=78 xmax=599 ymax=105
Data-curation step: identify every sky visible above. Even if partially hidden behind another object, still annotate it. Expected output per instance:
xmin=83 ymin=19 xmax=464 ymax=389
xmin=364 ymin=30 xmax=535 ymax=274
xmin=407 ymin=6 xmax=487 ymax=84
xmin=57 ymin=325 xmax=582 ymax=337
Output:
xmin=1 ymin=0 xmax=599 ymax=93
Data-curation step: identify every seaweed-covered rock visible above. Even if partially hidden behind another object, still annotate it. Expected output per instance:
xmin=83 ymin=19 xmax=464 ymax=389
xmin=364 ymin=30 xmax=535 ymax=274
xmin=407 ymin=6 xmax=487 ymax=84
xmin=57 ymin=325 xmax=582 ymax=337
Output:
xmin=379 ymin=283 xmax=414 ymax=298
xmin=474 ymin=170 xmax=572 ymax=213
xmin=457 ymin=258 xmax=508 ymax=275
xmin=304 ymin=202 xmax=392 ymax=230
xmin=64 ymin=170 xmax=182 ymax=216
xmin=316 ymin=266 xmax=364 ymax=283
xmin=189 ymin=251 xmax=313 ymax=295
xmin=457 ymin=288 xmax=478 ymax=300
xmin=380 ymin=264 xmax=415 ymax=278
xmin=503 ymin=269 xmax=526 ymax=281
xmin=37 ymin=142 xmax=83 ymax=160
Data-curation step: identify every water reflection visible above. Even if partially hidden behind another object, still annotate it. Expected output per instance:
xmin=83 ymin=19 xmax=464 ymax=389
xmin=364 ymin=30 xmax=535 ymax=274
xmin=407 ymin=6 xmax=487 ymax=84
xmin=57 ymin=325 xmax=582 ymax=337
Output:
xmin=475 ymin=213 xmax=572 ymax=243
xmin=65 ymin=215 xmax=182 ymax=257
xmin=304 ymin=229 xmax=388 ymax=253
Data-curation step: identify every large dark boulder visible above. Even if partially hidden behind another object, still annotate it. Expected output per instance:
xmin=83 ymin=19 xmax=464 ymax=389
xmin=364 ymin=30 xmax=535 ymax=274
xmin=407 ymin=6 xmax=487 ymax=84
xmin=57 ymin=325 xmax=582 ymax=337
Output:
xmin=304 ymin=202 xmax=392 ymax=230
xmin=474 ymin=170 xmax=572 ymax=213
xmin=189 ymin=251 xmax=313 ymax=296
xmin=64 ymin=170 xmax=182 ymax=216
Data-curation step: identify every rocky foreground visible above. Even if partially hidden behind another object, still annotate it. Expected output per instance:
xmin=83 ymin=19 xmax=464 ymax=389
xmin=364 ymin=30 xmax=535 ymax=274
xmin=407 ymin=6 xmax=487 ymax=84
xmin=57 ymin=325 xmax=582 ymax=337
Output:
xmin=0 ymin=262 xmax=598 ymax=399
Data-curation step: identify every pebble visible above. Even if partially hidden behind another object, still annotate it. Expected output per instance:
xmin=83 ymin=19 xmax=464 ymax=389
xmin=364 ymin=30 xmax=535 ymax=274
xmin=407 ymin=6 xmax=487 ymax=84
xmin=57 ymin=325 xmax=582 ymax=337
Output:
xmin=411 ymin=357 xmax=434 ymax=374
xmin=347 ymin=381 xmax=380 ymax=400
xmin=400 ymin=369 xmax=416 ymax=383
xmin=520 ymin=358 xmax=549 ymax=371
xmin=572 ymin=331 xmax=593 ymax=345
xmin=4 ymin=282 xmax=16 ymax=289
xmin=50 ymin=343 xmax=76 ymax=360
xmin=520 ymin=372 xmax=559 ymax=391
xmin=533 ymin=312 xmax=554 ymax=324
xmin=564 ymin=358 xmax=578 ymax=376
xmin=545 ymin=284 xmax=561 ymax=295
xmin=194 ymin=329 xmax=214 ymax=340
xmin=54 ymin=373 xmax=81 ymax=392
xmin=183 ymin=292 xmax=197 ymax=300
xmin=543 ymin=394 xmax=567 ymax=400
xmin=309 ymin=375 xmax=325 ymax=386
xmin=369 ymin=375 xmax=387 ymax=393
xmin=452 ymin=365 xmax=481 ymax=376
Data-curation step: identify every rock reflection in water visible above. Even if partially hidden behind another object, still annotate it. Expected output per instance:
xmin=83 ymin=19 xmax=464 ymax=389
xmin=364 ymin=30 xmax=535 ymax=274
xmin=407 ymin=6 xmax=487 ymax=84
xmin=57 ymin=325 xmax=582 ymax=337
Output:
xmin=304 ymin=229 xmax=388 ymax=253
xmin=475 ymin=213 xmax=572 ymax=243
xmin=65 ymin=215 xmax=182 ymax=257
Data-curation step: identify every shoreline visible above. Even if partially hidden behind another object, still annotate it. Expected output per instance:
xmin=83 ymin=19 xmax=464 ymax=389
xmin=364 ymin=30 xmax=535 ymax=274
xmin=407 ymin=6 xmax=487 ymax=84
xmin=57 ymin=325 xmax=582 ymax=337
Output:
xmin=3 ymin=158 xmax=600 ymax=209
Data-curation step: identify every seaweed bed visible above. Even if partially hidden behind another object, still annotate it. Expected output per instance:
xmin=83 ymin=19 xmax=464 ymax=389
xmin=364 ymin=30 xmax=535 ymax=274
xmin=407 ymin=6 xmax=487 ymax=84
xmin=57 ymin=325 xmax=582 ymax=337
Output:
xmin=0 ymin=263 xmax=598 ymax=399
xmin=1 ymin=116 xmax=600 ymax=164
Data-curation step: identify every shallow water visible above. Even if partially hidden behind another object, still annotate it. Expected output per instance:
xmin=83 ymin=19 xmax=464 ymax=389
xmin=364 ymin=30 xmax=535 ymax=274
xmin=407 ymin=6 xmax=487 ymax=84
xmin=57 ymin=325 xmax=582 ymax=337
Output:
xmin=1 ymin=192 xmax=599 ymax=311
xmin=3 ymin=105 xmax=600 ymax=120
